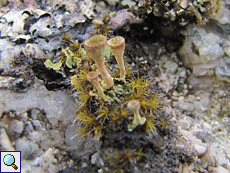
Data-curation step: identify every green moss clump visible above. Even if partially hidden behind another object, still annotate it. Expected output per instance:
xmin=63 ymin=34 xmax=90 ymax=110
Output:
xmin=42 ymin=34 xmax=198 ymax=172
xmin=65 ymin=35 xmax=197 ymax=172
xmin=93 ymin=12 xmax=116 ymax=36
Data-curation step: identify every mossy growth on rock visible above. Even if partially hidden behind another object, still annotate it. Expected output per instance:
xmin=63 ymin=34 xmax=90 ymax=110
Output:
xmin=63 ymin=35 xmax=197 ymax=172
xmin=131 ymin=0 xmax=221 ymax=25
xmin=93 ymin=12 xmax=116 ymax=36
xmin=44 ymin=35 xmax=88 ymax=74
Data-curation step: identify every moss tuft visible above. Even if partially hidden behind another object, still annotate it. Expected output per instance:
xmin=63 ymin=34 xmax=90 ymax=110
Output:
xmin=62 ymin=35 xmax=194 ymax=172
xmin=93 ymin=12 xmax=115 ymax=36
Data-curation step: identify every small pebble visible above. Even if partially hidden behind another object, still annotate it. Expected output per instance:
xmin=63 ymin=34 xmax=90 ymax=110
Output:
xmin=176 ymin=144 xmax=185 ymax=149
xmin=196 ymin=96 xmax=201 ymax=100
xmin=81 ymin=162 xmax=87 ymax=168
xmin=11 ymin=119 xmax=24 ymax=135
xmin=172 ymin=90 xmax=178 ymax=96
xmin=194 ymin=144 xmax=206 ymax=156
xmin=31 ymin=120 xmax=44 ymax=131
xmin=20 ymin=112 xmax=28 ymax=122
xmin=178 ymin=96 xmax=184 ymax=101
xmin=98 ymin=168 xmax=103 ymax=173
xmin=31 ymin=109 xmax=41 ymax=120
xmin=178 ymin=119 xmax=190 ymax=130
xmin=91 ymin=153 xmax=97 ymax=165
xmin=210 ymin=120 xmax=220 ymax=126
xmin=203 ymin=122 xmax=212 ymax=132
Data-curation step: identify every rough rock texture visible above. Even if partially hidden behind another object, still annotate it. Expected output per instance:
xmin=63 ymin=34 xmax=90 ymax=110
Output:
xmin=0 ymin=0 xmax=230 ymax=172
xmin=178 ymin=24 xmax=225 ymax=77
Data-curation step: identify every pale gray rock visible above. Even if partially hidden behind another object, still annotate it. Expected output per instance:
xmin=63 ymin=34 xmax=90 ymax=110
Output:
xmin=0 ymin=9 xmax=31 ymax=38
xmin=26 ymin=130 xmax=52 ymax=151
xmin=48 ymin=129 xmax=65 ymax=148
xmin=0 ymin=78 xmax=76 ymax=126
xmin=33 ymin=148 xmax=58 ymax=169
xmin=200 ymin=146 xmax=228 ymax=168
xmin=215 ymin=57 xmax=230 ymax=82
xmin=154 ymin=53 xmax=187 ymax=93
xmin=19 ymin=112 xmax=28 ymax=122
xmin=65 ymin=122 xmax=100 ymax=159
xmin=10 ymin=119 xmax=24 ymax=135
xmin=222 ymin=40 xmax=230 ymax=57
xmin=0 ymin=45 xmax=21 ymax=69
xmin=211 ymin=0 xmax=230 ymax=25
xmin=0 ymin=115 xmax=24 ymax=139
xmin=208 ymin=166 xmax=229 ymax=173
xmin=21 ymin=148 xmax=58 ymax=173
xmin=180 ymin=130 xmax=203 ymax=145
xmin=173 ymin=92 xmax=210 ymax=116
xmin=91 ymin=152 xmax=98 ymax=164
xmin=215 ymin=149 xmax=228 ymax=166
xmin=202 ymin=122 xmax=213 ymax=133
xmin=163 ymin=60 xmax=178 ymax=73
xmin=187 ymin=74 xmax=215 ymax=90
xmin=31 ymin=120 xmax=45 ymax=131
xmin=30 ymin=109 xmax=42 ymax=120
xmin=0 ymin=128 xmax=15 ymax=151
xmin=178 ymin=24 xmax=225 ymax=77
xmin=194 ymin=144 xmax=207 ymax=156
xmin=178 ymin=119 xmax=190 ymax=130
xmin=24 ymin=121 xmax=34 ymax=134
xmin=15 ymin=138 xmax=43 ymax=160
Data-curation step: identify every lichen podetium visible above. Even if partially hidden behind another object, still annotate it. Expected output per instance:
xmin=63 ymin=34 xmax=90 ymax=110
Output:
xmin=54 ymin=34 xmax=184 ymax=172
xmin=69 ymin=35 xmax=163 ymax=140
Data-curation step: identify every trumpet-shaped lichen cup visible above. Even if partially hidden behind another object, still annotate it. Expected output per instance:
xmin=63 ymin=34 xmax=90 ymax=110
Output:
xmin=107 ymin=36 xmax=126 ymax=80
xmin=84 ymin=35 xmax=114 ymax=89
xmin=87 ymin=71 xmax=105 ymax=98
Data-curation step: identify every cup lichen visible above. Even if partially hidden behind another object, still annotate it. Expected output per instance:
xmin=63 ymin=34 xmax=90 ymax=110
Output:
xmin=127 ymin=100 xmax=146 ymax=131
xmin=68 ymin=35 xmax=160 ymax=139
xmin=84 ymin=35 xmax=114 ymax=89
xmin=43 ymin=33 xmax=193 ymax=173
xmin=108 ymin=36 xmax=126 ymax=80
xmin=87 ymin=71 xmax=105 ymax=99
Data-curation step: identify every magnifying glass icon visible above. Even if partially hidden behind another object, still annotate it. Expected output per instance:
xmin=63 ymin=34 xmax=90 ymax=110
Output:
xmin=3 ymin=154 xmax=18 ymax=170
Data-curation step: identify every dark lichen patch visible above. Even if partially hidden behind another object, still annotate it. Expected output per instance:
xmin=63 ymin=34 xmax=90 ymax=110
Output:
xmin=98 ymin=118 xmax=195 ymax=173
xmin=132 ymin=0 xmax=221 ymax=26
xmin=114 ymin=16 xmax=185 ymax=55
xmin=0 ymin=52 xmax=34 ymax=92
xmin=33 ymin=34 xmax=92 ymax=91
xmin=32 ymin=60 xmax=70 ymax=91
xmin=109 ymin=0 xmax=220 ymax=53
